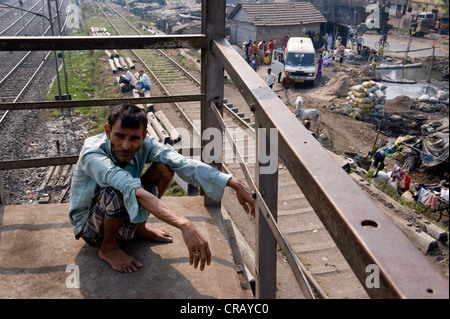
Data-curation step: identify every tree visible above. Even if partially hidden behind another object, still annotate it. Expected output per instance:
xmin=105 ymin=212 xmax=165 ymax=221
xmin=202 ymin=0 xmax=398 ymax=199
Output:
xmin=441 ymin=0 xmax=449 ymax=14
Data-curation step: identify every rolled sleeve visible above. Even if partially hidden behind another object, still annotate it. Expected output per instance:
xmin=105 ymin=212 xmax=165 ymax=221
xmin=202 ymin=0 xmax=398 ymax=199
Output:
xmin=145 ymin=138 xmax=232 ymax=201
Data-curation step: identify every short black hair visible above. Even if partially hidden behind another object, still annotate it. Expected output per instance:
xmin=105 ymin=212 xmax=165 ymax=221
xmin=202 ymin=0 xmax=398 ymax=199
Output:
xmin=108 ymin=104 xmax=148 ymax=131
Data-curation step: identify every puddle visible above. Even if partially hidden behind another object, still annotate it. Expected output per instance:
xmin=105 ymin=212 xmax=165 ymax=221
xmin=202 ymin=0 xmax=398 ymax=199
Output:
xmin=377 ymin=67 xmax=441 ymax=82
xmin=380 ymin=81 xmax=439 ymax=99
xmin=376 ymin=67 xmax=445 ymax=100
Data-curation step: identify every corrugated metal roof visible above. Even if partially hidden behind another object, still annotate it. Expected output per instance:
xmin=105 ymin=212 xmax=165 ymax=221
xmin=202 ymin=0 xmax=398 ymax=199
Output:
xmin=228 ymin=2 xmax=327 ymax=26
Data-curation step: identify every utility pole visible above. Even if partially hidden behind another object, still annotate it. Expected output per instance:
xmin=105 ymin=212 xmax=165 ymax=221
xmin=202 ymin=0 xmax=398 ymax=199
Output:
xmin=427 ymin=43 xmax=435 ymax=83
xmin=47 ymin=0 xmax=63 ymax=100
xmin=47 ymin=0 xmax=70 ymax=101
xmin=54 ymin=0 xmax=70 ymax=100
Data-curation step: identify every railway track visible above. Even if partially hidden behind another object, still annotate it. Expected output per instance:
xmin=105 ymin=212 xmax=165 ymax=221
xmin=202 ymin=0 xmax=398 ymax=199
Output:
xmin=0 ymin=0 xmax=76 ymax=205
xmin=94 ymin=1 xmax=369 ymax=298
xmin=0 ymin=0 xmax=51 ymax=37
xmin=0 ymin=0 xmax=69 ymax=121
xmin=0 ymin=1 xmax=20 ymax=21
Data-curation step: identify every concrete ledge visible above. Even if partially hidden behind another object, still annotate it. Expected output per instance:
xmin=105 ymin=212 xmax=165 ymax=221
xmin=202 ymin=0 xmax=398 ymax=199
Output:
xmin=0 ymin=197 xmax=244 ymax=298
xmin=425 ymin=223 xmax=448 ymax=243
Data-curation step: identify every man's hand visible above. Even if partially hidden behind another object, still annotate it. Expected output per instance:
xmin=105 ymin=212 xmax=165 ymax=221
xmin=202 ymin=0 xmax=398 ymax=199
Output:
xmin=180 ymin=220 xmax=211 ymax=271
xmin=227 ymin=177 xmax=255 ymax=217
xmin=136 ymin=187 xmax=211 ymax=271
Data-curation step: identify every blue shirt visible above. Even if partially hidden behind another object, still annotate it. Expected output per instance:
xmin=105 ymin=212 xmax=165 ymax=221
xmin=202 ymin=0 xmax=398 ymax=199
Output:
xmin=69 ymin=133 xmax=232 ymax=236
xmin=139 ymin=73 xmax=151 ymax=87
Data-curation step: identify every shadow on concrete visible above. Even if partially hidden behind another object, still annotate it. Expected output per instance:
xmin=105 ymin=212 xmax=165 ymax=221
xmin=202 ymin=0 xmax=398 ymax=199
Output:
xmin=75 ymin=239 xmax=213 ymax=299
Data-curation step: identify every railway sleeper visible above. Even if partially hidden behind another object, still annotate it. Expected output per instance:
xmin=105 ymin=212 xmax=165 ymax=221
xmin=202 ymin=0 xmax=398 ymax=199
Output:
xmin=155 ymin=110 xmax=181 ymax=144
xmin=147 ymin=112 xmax=171 ymax=145
xmin=108 ymin=59 xmax=117 ymax=74
xmin=125 ymin=57 xmax=135 ymax=70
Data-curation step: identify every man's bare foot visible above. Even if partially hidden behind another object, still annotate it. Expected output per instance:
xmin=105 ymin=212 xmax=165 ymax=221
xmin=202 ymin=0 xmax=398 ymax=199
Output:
xmin=136 ymin=224 xmax=173 ymax=242
xmin=99 ymin=246 xmax=143 ymax=273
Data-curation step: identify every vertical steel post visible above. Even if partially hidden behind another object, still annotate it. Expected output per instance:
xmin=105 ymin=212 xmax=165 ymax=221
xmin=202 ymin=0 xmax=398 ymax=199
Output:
xmin=54 ymin=0 xmax=70 ymax=100
xmin=47 ymin=0 xmax=62 ymax=99
xmin=255 ymin=123 xmax=278 ymax=299
xmin=201 ymin=0 xmax=225 ymax=207
xmin=427 ymin=44 xmax=435 ymax=83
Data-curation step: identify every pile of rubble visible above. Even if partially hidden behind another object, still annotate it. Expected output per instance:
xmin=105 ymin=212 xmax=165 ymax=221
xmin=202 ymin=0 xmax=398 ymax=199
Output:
xmin=418 ymin=90 xmax=449 ymax=113
xmin=315 ymin=72 xmax=357 ymax=98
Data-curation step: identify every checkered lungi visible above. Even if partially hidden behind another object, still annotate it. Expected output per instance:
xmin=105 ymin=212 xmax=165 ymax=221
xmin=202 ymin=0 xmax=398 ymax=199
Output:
xmin=78 ymin=185 xmax=157 ymax=247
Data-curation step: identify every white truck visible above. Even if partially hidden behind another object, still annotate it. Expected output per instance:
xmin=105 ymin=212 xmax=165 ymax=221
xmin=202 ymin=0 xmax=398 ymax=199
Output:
xmin=270 ymin=37 xmax=316 ymax=87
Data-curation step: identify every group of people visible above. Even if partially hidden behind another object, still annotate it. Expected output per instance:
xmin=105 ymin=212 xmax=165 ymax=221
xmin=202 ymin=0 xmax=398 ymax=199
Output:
xmin=118 ymin=67 xmax=152 ymax=94
xmin=245 ymin=37 xmax=283 ymax=71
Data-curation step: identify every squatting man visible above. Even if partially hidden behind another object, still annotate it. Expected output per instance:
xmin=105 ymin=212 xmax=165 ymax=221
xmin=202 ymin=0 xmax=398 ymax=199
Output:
xmin=69 ymin=104 xmax=255 ymax=273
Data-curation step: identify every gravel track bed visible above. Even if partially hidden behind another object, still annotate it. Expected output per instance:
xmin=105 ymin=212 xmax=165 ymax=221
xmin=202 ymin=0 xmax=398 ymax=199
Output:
xmin=0 ymin=53 xmax=89 ymax=205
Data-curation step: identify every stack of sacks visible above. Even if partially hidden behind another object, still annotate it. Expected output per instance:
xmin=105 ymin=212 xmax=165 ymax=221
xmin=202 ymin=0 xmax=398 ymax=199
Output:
xmin=345 ymin=81 xmax=387 ymax=119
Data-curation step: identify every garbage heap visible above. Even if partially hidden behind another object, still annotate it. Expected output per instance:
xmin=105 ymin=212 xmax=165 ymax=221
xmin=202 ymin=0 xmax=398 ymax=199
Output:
xmin=344 ymin=81 xmax=387 ymax=119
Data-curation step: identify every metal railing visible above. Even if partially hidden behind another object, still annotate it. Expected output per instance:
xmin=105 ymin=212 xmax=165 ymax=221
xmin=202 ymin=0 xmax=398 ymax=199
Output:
xmin=0 ymin=0 xmax=448 ymax=299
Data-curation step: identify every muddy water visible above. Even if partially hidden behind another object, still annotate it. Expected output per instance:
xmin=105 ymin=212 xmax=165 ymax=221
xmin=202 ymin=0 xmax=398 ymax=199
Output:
xmin=377 ymin=67 xmax=445 ymax=99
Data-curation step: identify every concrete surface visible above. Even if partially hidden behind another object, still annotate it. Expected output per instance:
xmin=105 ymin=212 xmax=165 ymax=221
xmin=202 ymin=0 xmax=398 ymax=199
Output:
xmin=0 ymin=196 xmax=245 ymax=299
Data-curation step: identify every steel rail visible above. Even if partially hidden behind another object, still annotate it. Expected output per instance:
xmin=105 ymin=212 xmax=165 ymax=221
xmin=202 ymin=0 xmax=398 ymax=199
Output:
xmin=15 ymin=51 xmax=52 ymax=102
xmin=0 ymin=94 xmax=204 ymax=110
xmin=0 ymin=1 xmax=19 ymax=19
xmin=0 ymin=0 xmax=41 ymax=35
xmin=0 ymin=51 xmax=32 ymax=86
xmin=0 ymin=34 xmax=206 ymax=51
xmin=0 ymin=146 xmax=201 ymax=170
xmin=0 ymin=0 xmax=68 ymax=125
xmin=11 ymin=1 xmax=47 ymax=36
xmin=103 ymin=3 xmax=253 ymax=138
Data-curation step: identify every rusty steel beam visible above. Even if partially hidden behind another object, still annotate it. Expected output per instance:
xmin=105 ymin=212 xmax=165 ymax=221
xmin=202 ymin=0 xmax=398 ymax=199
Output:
xmin=0 ymin=147 xmax=201 ymax=171
xmin=0 ymin=94 xmax=204 ymax=111
xmin=211 ymin=37 xmax=449 ymax=299
xmin=0 ymin=156 xmax=79 ymax=170
xmin=0 ymin=35 xmax=206 ymax=51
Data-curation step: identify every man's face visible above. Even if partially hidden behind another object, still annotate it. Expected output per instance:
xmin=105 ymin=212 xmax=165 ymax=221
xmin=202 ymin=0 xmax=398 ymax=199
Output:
xmin=105 ymin=118 xmax=147 ymax=166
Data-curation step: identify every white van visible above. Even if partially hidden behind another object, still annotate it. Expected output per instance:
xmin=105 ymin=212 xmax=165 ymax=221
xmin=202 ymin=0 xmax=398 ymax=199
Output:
xmin=416 ymin=12 xmax=435 ymax=21
xmin=270 ymin=37 xmax=316 ymax=87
